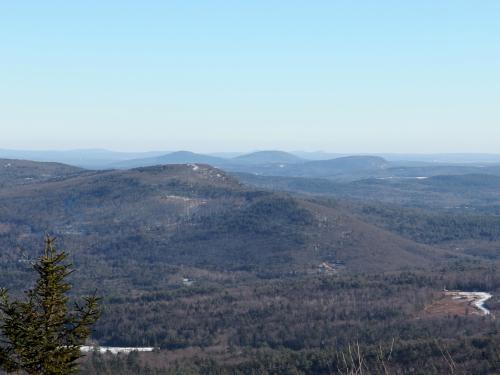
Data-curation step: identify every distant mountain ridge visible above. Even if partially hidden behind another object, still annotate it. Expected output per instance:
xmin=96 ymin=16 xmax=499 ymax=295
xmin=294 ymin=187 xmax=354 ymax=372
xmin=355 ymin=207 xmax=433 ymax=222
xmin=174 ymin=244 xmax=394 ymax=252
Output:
xmin=111 ymin=151 xmax=227 ymax=169
xmin=4 ymin=148 xmax=500 ymax=167
xmin=112 ymin=152 xmax=393 ymax=180
xmin=290 ymin=155 xmax=389 ymax=175
xmin=4 ymin=149 xmax=500 ymax=184
xmin=112 ymin=150 xmax=305 ymax=169
xmin=233 ymin=151 xmax=304 ymax=164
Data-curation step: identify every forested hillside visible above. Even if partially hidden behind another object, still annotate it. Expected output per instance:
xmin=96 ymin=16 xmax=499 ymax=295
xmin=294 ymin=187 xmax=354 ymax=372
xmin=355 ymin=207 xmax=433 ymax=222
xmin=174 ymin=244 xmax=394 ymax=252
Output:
xmin=0 ymin=160 xmax=499 ymax=374
xmin=0 ymin=158 xmax=84 ymax=187
xmin=0 ymin=162 xmax=452 ymax=291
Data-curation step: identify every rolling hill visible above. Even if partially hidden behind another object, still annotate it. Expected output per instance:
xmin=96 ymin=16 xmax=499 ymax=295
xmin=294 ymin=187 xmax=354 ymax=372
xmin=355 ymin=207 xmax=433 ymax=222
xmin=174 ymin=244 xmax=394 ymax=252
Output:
xmin=283 ymin=155 xmax=390 ymax=179
xmin=1 ymin=159 xmax=499 ymax=372
xmin=109 ymin=152 xmax=394 ymax=180
xmin=0 ymin=161 xmax=458 ymax=296
xmin=0 ymin=158 xmax=85 ymax=187
xmin=219 ymin=155 xmax=393 ymax=179
xmin=233 ymin=150 xmax=305 ymax=164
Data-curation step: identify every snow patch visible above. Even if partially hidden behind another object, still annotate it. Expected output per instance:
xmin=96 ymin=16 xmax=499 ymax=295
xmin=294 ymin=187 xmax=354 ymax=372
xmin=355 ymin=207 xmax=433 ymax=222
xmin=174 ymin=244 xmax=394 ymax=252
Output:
xmin=165 ymin=195 xmax=192 ymax=202
xmin=81 ymin=346 xmax=155 ymax=354
xmin=445 ymin=291 xmax=492 ymax=315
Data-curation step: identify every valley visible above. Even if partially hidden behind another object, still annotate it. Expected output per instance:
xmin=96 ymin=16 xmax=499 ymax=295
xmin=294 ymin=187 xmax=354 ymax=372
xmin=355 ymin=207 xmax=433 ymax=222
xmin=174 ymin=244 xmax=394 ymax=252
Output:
xmin=0 ymin=156 xmax=499 ymax=374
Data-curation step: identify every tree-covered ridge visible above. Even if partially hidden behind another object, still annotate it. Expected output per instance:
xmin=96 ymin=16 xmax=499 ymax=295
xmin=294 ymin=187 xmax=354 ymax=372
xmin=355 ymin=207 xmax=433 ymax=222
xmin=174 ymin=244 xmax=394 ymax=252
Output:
xmin=0 ymin=161 xmax=499 ymax=374
xmin=359 ymin=204 xmax=500 ymax=244
xmin=0 ymin=163 xmax=455 ymax=294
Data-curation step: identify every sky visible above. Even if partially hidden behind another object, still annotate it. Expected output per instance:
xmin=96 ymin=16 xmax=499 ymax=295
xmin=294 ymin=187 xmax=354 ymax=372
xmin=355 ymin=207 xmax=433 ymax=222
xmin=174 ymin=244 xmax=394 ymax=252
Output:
xmin=1 ymin=1 xmax=499 ymax=153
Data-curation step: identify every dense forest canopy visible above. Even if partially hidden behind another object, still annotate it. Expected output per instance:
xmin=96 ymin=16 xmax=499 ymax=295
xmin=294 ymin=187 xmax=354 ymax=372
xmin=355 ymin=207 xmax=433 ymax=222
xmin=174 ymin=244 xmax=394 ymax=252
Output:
xmin=0 ymin=159 xmax=499 ymax=374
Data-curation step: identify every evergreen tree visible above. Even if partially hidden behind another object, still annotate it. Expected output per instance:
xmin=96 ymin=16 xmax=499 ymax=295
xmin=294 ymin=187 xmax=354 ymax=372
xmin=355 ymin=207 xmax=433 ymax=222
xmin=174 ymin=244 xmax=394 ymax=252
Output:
xmin=0 ymin=237 xmax=100 ymax=374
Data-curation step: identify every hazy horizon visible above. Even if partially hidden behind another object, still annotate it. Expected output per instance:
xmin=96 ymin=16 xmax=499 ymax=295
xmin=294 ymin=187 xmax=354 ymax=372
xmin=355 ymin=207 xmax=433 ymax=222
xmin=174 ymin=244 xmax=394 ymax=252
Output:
xmin=2 ymin=146 xmax=500 ymax=158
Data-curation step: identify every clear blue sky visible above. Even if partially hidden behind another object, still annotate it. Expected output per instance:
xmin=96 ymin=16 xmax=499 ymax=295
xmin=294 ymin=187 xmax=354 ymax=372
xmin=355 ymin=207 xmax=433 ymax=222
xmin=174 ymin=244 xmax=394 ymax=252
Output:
xmin=1 ymin=1 xmax=499 ymax=153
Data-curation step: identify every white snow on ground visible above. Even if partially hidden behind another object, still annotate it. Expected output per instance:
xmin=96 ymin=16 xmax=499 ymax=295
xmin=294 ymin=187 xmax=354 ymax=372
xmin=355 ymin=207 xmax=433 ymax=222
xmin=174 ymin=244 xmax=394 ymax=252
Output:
xmin=445 ymin=291 xmax=493 ymax=315
xmin=187 ymin=163 xmax=199 ymax=171
xmin=81 ymin=346 xmax=155 ymax=354
xmin=165 ymin=195 xmax=193 ymax=202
